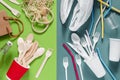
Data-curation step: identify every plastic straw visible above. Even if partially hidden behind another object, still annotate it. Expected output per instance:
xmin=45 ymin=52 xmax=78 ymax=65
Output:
xmin=96 ymin=48 xmax=117 ymax=80
xmin=104 ymin=0 xmax=112 ymax=17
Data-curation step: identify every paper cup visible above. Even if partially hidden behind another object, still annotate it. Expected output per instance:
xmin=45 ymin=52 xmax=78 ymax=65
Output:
xmin=84 ymin=54 xmax=106 ymax=78
xmin=6 ymin=58 xmax=30 ymax=80
xmin=109 ymin=38 xmax=120 ymax=62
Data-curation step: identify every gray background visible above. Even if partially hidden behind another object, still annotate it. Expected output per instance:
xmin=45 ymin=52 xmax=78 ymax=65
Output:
xmin=57 ymin=0 xmax=120 ymax=80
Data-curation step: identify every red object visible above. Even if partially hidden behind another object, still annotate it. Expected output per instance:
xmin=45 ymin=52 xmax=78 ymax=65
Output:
xmin=6 ymin=59 xmax=29 ymax=80
xmin=63 ymin=43 xmax=80 ymax=80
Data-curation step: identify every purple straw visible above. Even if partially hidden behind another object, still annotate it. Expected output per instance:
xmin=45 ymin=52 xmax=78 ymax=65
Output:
xmin=63 ymin=43 xmax=80 ymax=80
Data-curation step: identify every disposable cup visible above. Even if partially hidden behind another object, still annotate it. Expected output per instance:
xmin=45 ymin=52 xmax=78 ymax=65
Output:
xmin=109 ymin=38 xmax=120 ymax=62
xmin=84 ymin=54 xmax=106 ymax=78
xmin=104 ymin=13 xmax=119 ymax=37
xmin=6 ymin=58 xmax=30 ymax=80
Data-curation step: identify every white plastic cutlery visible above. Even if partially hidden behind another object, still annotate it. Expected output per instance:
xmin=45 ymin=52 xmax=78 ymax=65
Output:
xmin=23 ymin=41 xmax=38 ymax=64
xmin=92 ymin=32 xmax=100 ymax=49
xmin=60 ymin=0 xmax=74 ymax=24
xmin=0 ymin=0 xmax=20 ymax=17
xmin=26 ymin=48 xmax=45 ymax=65
xmin=67 ymin=42 xmax=89 ymax=59
xmin=36 ymin=49 xmax=53 ymax=78
xmin=9 ymin=0 xmax=20 ymax=5
xmin=63 ymin=57 xmax=69 ymax=80
xmin=18 ymin=40 xmax=33 ymax=63
xmin=84 ymin=34 xmax=93 ymax=55
xmin=17 ymin=38 xmax=25 ymax=60
xmin=81 ymin=37 xmax=90 ymax=55
xmin=71 ymin=33 xmax=88 ymax=56
xmin=75 ymin=55 xmax=84 ymax=80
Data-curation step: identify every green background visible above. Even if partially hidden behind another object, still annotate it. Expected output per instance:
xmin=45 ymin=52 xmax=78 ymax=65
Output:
xmin=57 ymin=0 xmax=120 ymax=80
xmin=0 ymin=0 xmax=56 ymax=80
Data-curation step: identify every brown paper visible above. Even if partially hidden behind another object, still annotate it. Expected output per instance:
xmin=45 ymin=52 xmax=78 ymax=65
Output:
xmin=0 ymin=10 xmax=12 ymax=36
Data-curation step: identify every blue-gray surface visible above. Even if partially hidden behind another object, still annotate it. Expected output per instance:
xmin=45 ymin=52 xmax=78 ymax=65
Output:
xmin=57 ymin=0 xmax=120 ymax=80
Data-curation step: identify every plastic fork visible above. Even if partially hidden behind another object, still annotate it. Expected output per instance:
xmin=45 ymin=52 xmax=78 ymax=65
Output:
xmin=81 ymin=37 xmax=90 ymax=56
xmin=75 ymin=55 xmax=84 ymax=80
xmin=63 ymin=57 xmax=69 ymax=80
xmin=92 ymin=32 xmax=100 ymax=49
xmin=36 ymin=49 xmax=53 ymax=78
xmin=0 ymin=0 xmax=20 ymax=17
xmin=84 ymin=35 xmax=93 ymax=56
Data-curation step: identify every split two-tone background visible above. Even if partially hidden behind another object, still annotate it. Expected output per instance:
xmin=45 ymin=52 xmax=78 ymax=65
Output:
xmin=0 ymin=0 xmax=120 ymax=80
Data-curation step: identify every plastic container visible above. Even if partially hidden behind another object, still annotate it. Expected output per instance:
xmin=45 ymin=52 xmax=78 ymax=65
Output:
xmin=109 ymin=38 xmax=120 ymax=62
xmin=104 ymin=13 xmax=119 ymax=37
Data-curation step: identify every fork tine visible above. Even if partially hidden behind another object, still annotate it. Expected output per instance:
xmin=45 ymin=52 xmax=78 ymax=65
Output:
xmin=81 ymin=37 xmax=86 ymax=44
xmin=94 ymin=32 xmax=100 ymax=38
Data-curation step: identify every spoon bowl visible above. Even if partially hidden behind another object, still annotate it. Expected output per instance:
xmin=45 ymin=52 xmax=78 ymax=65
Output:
xmin=71 ymin=33 xmax=80 ymax=44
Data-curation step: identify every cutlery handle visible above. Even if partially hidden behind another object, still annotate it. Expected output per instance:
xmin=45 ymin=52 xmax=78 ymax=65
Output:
xmin=0 ymin=0 xmax=13 ymax=10
xmin=26 ymin=57 xmax=35 ymax=65
xmin=36 ymin=57 xmax=48 ymax=78
xmin=78 ymin=65 xmax=84 ymax=80
xmin=9 ymin=0 xmax=20 ymax=5
xmin=63 ymin=43 xmax=80 ymax=80
xmin=92 ymin=42 xmax=96 ymax=49
xmin=65 ymin=68 xmax=68 ymax=80
xmin=18 ymin=50 xmax=27 ymax=63
xmin=0 ymin=0 xmax=20 ymax=16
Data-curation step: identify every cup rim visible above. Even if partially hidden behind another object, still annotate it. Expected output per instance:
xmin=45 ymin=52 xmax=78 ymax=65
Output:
xmin=109 ymin=38 xmax=120 ymax=42
xmin=6 ymin=75 xmax=11 ymax=80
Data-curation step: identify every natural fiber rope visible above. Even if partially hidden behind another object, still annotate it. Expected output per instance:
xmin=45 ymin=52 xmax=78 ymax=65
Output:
xmin=22 ymin=0 xmax=54 ymax=33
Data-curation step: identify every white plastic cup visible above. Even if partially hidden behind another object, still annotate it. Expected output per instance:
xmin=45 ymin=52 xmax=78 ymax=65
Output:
xmin=84 ymin=54 xmax=106 ymax=78
xmin=109 ymin=38 xmax=120 ymax=62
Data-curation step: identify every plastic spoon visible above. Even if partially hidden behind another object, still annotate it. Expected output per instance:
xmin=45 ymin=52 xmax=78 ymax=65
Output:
xmin=71 ymin=33 xmax=88 ymax=57
xmin=36 ymin=49 xmax=53 ymax=78
xmin=0 ymin=0 xmax=20 ymax=17
xmin=26 ymin=48 xmax=45 ymax=65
